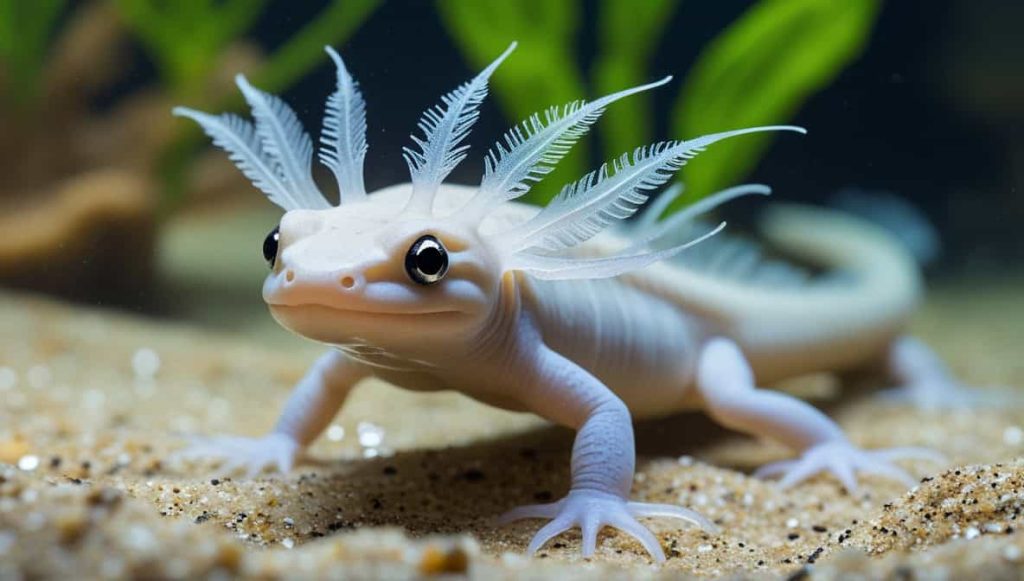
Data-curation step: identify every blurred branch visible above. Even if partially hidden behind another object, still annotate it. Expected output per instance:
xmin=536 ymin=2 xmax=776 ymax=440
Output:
xmin=672 ymin=0 xmax=881 ymax=203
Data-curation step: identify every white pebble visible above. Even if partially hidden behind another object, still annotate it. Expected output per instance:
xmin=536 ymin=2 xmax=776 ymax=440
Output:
xmin=964 ymin=526 xmax=980 ymax=540
xmin=677 ymin=455 xmax=694 ymax=467
xmin=132 ymin=348 xmax=161 ymax=379
xmin=26 ymin=365 xmax=51 ymax=389
xmin=82 ymin=389 xmax=106 ymax=410
xmin=25 ymin=512 xmax=46 ymax=531
xmin=697 ymin=544 xmax=712 ymax=553
xmin=786 ymin=518 xmax=799 ymax=528
xmin=1003 ymin=545 xmax=1022 ymax=562
xmin=1003 ymin=426 xmax=1023 ymax=446
xmin=282 ymin=538 xmax=295 ymax=549
xmin=327 ymin=424 xmax=345 ymax=442
xmin=357 ymin=421 xmax=384 ymax=448
xmin=125 ymin=525 xmax=158 ymax=552
xmin=0 ymin=367 xmax=16 ymax=390
xmin=17 ymin=455 xmax=39 ymax=471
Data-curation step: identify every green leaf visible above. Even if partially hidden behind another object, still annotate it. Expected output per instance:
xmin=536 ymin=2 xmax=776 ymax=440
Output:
xmin=437 ymin=0 xmax=585 ymax=205
xmin=0 ymin=0 xmax=67 ymax=106
xmin=672 ymin=0 xmax=880 ymax=203
xmin=114 ymin=0 xmax=269 ymax=98
xmin=254 ymin=0 xmax=381 ymax=94
xmin=593 ymin=0 xmax=679 ymax=162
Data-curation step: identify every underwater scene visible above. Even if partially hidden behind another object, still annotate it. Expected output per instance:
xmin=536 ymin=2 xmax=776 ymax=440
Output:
xmin=1 ymin=0 xmax=1022 ymax=578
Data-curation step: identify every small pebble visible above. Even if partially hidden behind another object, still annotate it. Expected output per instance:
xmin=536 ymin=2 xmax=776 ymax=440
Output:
xmin=1003 ymin=426 xmax=1023 ymax=446
xmin=281 ymin=538 xmax=295 ymax=549
xmin=327 ymin=424 xmax=345 ymax=442
xmin=1003 ymin=545 xmax=1022 ymax=562
xmin=26 ymin=366 xmax=52 ymax=389
xmin=357 ymin=422 xmax=384 ymax=448
xmin=964 ymin=527 xmax=980 ymax=540
xmin=17 ymin=455 xmax=39 ymax=471
xmin=132 ymin=348 xmax=161 ymax=379
xmin=0 ymin=367 xmax=16 ymax=390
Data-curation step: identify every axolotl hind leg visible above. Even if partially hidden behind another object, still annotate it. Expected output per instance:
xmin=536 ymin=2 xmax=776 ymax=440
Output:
xmin=877 ymin=336 xmax=1021 ymax=410
xmin=696 ymin=338 xmax=944 ymax=491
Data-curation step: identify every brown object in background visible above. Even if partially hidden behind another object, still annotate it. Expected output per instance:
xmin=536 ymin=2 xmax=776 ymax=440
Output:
xmin=0 ymin=170 xmax=155 ymax=307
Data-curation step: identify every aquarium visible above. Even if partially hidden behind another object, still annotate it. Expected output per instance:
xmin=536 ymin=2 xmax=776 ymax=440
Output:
xmin=1 ymin=1 xmax=1022 ymax=578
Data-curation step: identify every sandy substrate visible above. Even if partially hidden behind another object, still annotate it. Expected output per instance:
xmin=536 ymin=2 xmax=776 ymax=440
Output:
xmin=0 ymin=279 xmax=1023 ymax=579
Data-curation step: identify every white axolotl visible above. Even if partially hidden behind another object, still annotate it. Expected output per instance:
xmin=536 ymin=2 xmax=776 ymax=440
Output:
xmin=174 ymin=43 xmax=975 ymax=561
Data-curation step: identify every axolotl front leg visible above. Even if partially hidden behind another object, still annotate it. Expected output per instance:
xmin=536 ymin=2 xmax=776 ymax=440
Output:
xmin=496 ymin=338 xmax=716 ymax=561
xmin=178 ymin=351 xmax=368 ymax=475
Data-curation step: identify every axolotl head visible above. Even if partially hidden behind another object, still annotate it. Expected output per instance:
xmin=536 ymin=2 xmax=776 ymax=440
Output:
xmin=174 ymin=42 xmax=801 ymax=353
xmin=259 ymin=190 xmax=503 ymax=347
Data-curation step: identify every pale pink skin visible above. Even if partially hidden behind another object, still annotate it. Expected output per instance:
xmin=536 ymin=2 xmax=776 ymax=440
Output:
xmin=177 ymin=184 xmax=985 ymax=563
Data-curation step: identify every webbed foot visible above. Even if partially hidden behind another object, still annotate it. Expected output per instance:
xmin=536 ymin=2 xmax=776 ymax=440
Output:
xmin=498 ymin=489 xmax=717 ymax=562
xmin=173 ymin=432 xmax=301 ymax=477
xmin=882 ymin=336 xmax=1021 ymax=410
xmin=755 ymin=439 xmax=944 ymax=491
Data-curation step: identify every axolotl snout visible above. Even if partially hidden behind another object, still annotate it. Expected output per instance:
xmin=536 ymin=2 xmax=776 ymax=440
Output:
xmin=174 ymin=42 xmax=985 ymax=562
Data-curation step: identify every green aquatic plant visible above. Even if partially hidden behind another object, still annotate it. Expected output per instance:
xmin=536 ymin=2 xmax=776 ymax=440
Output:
xmin=116 ymin=0 xmax=380 ymax=101
xmin=439 ymin=0 xmax=880 ymax=207
xmin=113 ymin=0 xmax=267 ymax=98
xmin=592 ymin=0 xmax=680 ymax=165
xmin=673 ymin=0 xmax=880 ymax=205
xmin=436 ymin=0 xmax=587 ymax=198
xmin=0 ymin=0 xmax=67 ymax=107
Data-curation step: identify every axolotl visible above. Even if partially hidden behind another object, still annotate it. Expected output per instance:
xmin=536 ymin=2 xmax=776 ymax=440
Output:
xmin=174 ymin=43 xmax=973 ymax=561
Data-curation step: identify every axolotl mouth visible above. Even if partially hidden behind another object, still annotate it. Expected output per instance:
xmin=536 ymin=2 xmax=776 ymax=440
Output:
xmin=267 ymin=303 xmax=463 ymax=318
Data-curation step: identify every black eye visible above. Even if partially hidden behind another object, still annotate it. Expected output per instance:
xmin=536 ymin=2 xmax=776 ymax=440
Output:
xmin=263 ymin=226 xmax=280 ymax=268
xmin=405 ymin=234 xmax=449 ymax=285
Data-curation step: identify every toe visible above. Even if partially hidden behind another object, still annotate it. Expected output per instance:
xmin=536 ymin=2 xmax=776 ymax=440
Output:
xmin=627 ymin=502 xmax=718 ymax=533
xmin=861 ymin=460 xmax=917 ymax=487
xmin=827 ymin=457 xmax=858 ymax=493
xmin=526 ymin=517 xmax=574 ymax=555
xmin=612 ymin=514 xmax=667 ymax=563
xmin=753 ymin=459 xmax=798 ymax=479
xmin=497 ymin=502 xmax=560 ymax=525
xmin=873 ymin=446 xmax=946 ymax=464
xmin=580 ymin=514 xmax=600 ymax=558
xmin=776 ymin=456 xmax=826 ymax=489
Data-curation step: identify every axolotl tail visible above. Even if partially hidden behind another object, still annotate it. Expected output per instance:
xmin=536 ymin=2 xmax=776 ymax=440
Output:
xmin=726 ymin=203 xmax=924 ymax=381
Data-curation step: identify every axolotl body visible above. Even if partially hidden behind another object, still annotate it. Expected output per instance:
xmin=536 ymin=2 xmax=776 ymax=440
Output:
xmin=175 ymin=43 xmax=970 ymax=561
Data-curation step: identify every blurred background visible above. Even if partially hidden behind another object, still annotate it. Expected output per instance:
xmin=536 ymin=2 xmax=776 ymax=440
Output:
xmin=0 ymin=0 xmax=1019 ymax=346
